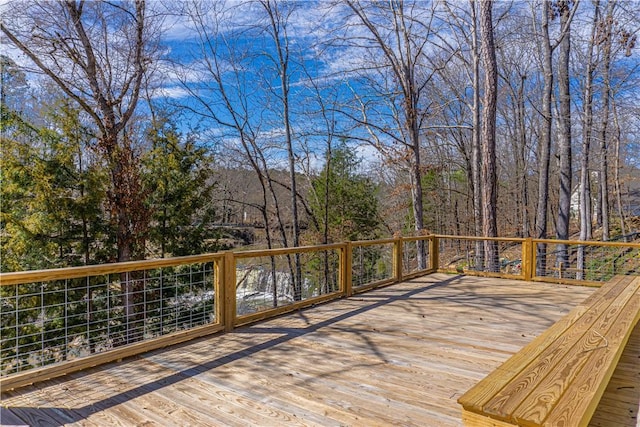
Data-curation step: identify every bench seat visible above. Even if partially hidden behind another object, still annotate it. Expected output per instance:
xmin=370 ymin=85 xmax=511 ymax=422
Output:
xmin=458 ymin=275 xmax=640 ymax=427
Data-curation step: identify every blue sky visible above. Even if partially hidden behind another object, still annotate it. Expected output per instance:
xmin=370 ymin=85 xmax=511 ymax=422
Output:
xmin=148 ymin=0 xmax=386 ymax=172
xmin=2 ymin=0 xmax=638 ymax=172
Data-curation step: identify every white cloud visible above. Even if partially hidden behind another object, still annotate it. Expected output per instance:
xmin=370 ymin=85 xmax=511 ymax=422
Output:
xmin=157 ymin=60 xmax=211 ymax=85
xmin=153 ymin=85 xmax=192 ymax=99
xmin=158 ymin=14 xmax=196 ymax=41
xmin=0 ymin=36 xmax=35 ymax=69
xmin=154 ymin=0 xmax=260 ymax=41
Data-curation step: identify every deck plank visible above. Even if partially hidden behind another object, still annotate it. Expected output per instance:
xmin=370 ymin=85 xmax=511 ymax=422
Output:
xmin=588 ymin=322 xmax=640 ymax=427
xmin=499 ymin=277 xmax=639 ymax=425
xmin=544 ymin=289 xmax=640 ymax=426
xmin=1 ymin=274 xmax=599 ymax=426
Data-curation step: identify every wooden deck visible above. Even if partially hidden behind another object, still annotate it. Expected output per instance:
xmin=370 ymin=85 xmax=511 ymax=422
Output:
xmin=0 ymin=273 xmax=636 ymax=426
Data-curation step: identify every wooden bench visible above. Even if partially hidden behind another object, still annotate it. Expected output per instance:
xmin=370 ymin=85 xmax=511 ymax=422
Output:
xmin=458 ymin=275 xmax=640 ymax=427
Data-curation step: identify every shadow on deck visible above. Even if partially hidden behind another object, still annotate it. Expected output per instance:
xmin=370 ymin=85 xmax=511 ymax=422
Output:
xmin=2 ymin=273 xmax=631 ymax=427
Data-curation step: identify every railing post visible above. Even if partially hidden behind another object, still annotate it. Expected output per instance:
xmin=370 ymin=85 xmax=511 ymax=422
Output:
xmin=222 ymin=251 xmax=236 ymax=332
xmin=522 ymin=238 xmax=533 ymax=281
xmin=429 ymin=235 xmax=439 ymax=271
xmin=214 ymin=256 xmax=224 ymax=326
xmin=532 ymin=239 xmax=539 ymax=280
xmin=393 ymin=237 xmax=403 ymax=282
xmin=342 ymin=242 xmax=353 ymax=297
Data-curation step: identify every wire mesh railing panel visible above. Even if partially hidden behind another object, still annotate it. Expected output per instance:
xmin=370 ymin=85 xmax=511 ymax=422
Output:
xmin=351 ymin=243 xmax=394 ymax=289
xmin=533 ymin=241 xmax=640 ymax=282
xmin=7 ymin=235 xmax=635 ymax=385
xmin=402 ymin=238 xmax=431 ymax=276
xmin=437 ymin=237 xmax=524 ymax=277
xmin=235 ymin=249 xmax=341 ymax=316
xmin=1 ymin=261 xmax=216 ymax=377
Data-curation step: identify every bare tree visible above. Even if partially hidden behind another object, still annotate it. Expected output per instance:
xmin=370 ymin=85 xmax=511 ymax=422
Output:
xmin=340 ymin=0 xmax=440 ymax=269
xmin=1 ymin=0 xmax=156 ymax=262
xmin=533 ymin=1 xmax=554 ymax=275
xmin=577 ymin=0 xmax=600 ymax=280
xmin=498 ymin=57 xmax=534 ymax=239
xmin=439 ymin=0 xmax=484 ymax=269
xmin=601 ymin=1 xmax=638 ymax=240
xmin=470 ymin=0 xmax=484 ymax=268
xmin=555 ymin=0 xmax=574 ymax=269
xmin=597 ymin=0 xmax=615 ymax=241
xmin=532 ymin=0 xmax=578 ymax=275
xmin=611 ymin=97 xmax=627 ymax=238
xmin=259 ymin=0 xmax=303 ymax=299
xmin=297 ymin=67 xmax=341 ymax=295
xmin=479 ymin=0 xmax=499 ymax=271
xmin=177 ymin=0 xmax=309 ymax=305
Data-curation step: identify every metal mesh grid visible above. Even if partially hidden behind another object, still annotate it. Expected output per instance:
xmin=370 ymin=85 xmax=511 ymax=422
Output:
xmin=351 ymin=243 xmax=393 ymax=288
xmin=1 ymin=262 xmax=215 ymax=376
xmin=534 ymin=243 xmax=640 ymax=282
xmin=438 ymin=238 xmax=524 ymax=276
xmin=235 ymin=249 xmax=340 ymax=316
xmin=402 ymin=238 xmax=431 ymax=275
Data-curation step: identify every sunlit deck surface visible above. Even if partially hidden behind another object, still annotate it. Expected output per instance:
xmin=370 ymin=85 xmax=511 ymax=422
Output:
xmin=2 ymin=273 xmax=638 ymax=426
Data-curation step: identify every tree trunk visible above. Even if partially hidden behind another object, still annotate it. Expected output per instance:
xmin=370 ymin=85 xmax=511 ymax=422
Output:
xmin=612 ymin=99 xmax=627 ymax=239
xmin=252 ymin=173 xmax=278 ymax=307
xmin=556 ymin=1 xmax=572 ymax=271
xmin=411 ymin=152 xmax=427 ymax=269
xmin=599 ymin=1 xmax=614 ymax=241
xmin=577 ymin=0 xmax=599 ymax=280
xmin=517 ymin=75 xmax=530 ymax=237
xmin=344 ymin=0 xmax=427 ymax=268
xmin=470 ymin=0 xmax=484 ymax=271
xmin=535 ymin=2 xmax=554 ymax=276
xmin=263 ymin=0 xmax=302 ymax=298
xmin=256 ymin=179 xmax=278 ymax=308
xmin=479 ymin=0 xmax=499 ymax=272
xmin=404 ymin=18 xmax=426 ymax=270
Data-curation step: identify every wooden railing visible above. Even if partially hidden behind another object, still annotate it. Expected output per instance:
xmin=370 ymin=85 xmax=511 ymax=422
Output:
xmin=1 ymin=234 xmax=638 ymax=391
xmin=0 ymin=254 xmax=223 ymax=391
xmin=436 ymin=235 xmax=528 ymax=280
xmin=0 ymin=236 xmax=435 ymax=390
xmin=436 ymin=235 xmax=640 ymax=286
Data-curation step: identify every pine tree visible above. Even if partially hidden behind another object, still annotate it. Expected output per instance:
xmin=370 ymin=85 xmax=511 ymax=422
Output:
xmin=1 ymin=96 xmax=109 ymax=271
xmin=309 ymin=144 xmax=381 ymax=242
xmin=143 ymin=117 xmax=219 ymax=257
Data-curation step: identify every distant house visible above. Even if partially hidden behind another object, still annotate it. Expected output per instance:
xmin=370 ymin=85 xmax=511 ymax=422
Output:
xmin=570 ymin=166 xmax=640 ymax=222
xmin=619 ymin=165 xmax=640 ymax=218
xmin=569 ymin=172 xmax=598 ymax=220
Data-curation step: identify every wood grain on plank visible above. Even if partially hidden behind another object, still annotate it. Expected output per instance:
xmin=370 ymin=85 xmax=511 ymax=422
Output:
xmin=0 ymin=407 xmax=28 ymax=426
xmin=458 ymin=300 xmax=601 ymax=414
xmin=543 ymin=291 xmax=640 ymax=426
xmin=509 ymin=278 xmax=640 ymax=425
xmin=477 ymin=276 xmax=636 ymax=421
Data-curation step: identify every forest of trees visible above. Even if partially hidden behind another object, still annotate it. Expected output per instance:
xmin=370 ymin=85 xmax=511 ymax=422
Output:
xmin=1 ymin=0 xmax=639 ymax=273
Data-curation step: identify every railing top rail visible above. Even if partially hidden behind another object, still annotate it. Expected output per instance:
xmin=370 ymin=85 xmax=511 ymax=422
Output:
xmin=0 ymin=253 xmax=223 ymax=286
xmin=3 ymin=235 xmax=637 ymax=286
xmin=233 ymin=242 xmax=346 ymax=259
xmin=435 ymin=234 xmax=526 ymax=243
xmin=532 ymin=238 xmax=640 ymax=248
xmin=350 ymin=238 xmax=396 ymax=246
xmin=400 ymin=235 xmax=434 ymax=242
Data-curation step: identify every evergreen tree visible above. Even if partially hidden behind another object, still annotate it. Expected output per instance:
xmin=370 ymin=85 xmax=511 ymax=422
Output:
xmin=1 ymin=97 xmax=109 ymax=271
xmin=143 ymin=117 xmax=219 ymax=257
xmin=310 ymin=144 xmax=381 ymax=242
